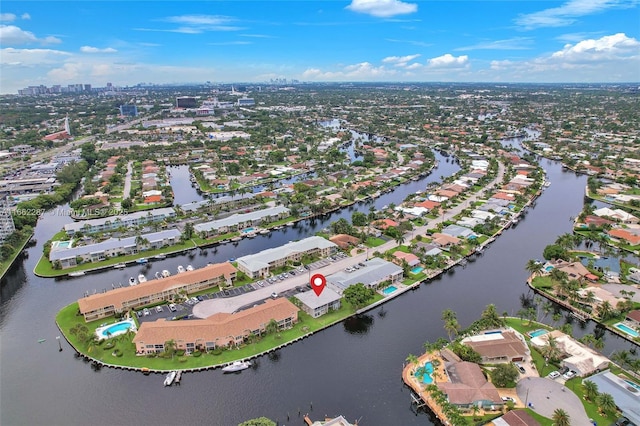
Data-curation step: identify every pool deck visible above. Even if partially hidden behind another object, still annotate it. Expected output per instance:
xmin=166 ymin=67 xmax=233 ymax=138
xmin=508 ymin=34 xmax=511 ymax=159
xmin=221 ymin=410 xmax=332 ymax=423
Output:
xmin=402 ymin=352 xmax=449 ymax=423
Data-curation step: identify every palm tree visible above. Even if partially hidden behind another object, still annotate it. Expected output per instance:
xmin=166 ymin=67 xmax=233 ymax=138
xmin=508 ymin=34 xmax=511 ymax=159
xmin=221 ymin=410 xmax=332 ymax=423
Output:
xmin=265 ymin=319 xmax=279 ymax=335
xmin=597 ymin=300 xmax=614 ymax=321
xmin=480 ymin=304 xmax=504 ymax=328
xmin=525 ymin=259 xmax=544 ymax=277
xmin=406 ymin=354 xmax=419 ymax=372
xmin=596 ymin=392 xmax=617 ymax=415
xmin=444 ymin=318 xmax=461 ymax=341
xmin=395 ymin=234 xmax=405 ymax=246
xmin=552 ymin=408 xmax=570 ymax=426
xmin=555 ymin=233 xmax=576 ymax=250
xmin=583 ymin=380 xmax=599 ymax=402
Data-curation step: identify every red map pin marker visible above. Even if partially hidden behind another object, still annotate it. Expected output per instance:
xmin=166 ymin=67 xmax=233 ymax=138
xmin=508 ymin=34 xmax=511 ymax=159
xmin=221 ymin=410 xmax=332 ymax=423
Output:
xmin=310 ymin=273 xmax=326 ymax=296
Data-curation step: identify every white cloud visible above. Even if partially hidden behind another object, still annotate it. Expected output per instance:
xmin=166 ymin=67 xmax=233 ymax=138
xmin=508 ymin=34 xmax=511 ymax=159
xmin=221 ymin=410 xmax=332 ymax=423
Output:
xmin=550 ymin=33 xmax=640 ymax=62
xmin=303 ymin=62 xmax=394 ymax=80
xmin=515 ymin=0 xmax=632 ymax=29
xmin=165 ymin=14 xmax=233 ymax=26
xmin=346 ymin=0 xmax=418 ymax=18
xmin=0 ymin=25 xmax=61 ymax=45
xmin=486 ymin=33 xmax=639 ymax=81
xmin=455 ymin=37 xmax=533 ymax=51
xmin=21 ymin=13 xmax=31 ymax=20
xmin=427 ymin=53 xmax=469 ymax=69
xmin=382 ymin=54 xmax=421 ymax=66
xmin=0 ymin=13 xmax=16 ymax=22
xmin=80 ymin=46 xmax=118 ymax=53
xmin=1 ymin=47 xmax=71 ymax=66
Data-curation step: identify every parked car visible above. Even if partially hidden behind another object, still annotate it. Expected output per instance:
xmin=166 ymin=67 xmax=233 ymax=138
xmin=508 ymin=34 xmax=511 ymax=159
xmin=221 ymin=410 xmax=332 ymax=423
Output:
xmin=143 ymin=308 xmax=150 ymax=316
xmin=501 ymin=396 xmax=515 ymax=403
xmin=547 ymin=371 xmax=560 ymax=379
xmin=515 ymin=363 xmax=526 ymax=374
xmin=155 ymin=306 xmax=163 ymax=313
xmin=271 ymin=292 xmax=278 ymax=299
xmin=168 ymin=304 xmax=177 ymax=312
xmin=562 ymin=370 xmax=577 ymax=380
xmin=197 ymin=295 xmax=204 ymax=301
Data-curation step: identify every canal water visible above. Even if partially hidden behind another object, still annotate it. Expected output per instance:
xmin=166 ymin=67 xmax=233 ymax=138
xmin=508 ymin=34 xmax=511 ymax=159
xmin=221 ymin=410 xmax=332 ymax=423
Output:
xmin=1 ymin=148 xmax=637 ymax=426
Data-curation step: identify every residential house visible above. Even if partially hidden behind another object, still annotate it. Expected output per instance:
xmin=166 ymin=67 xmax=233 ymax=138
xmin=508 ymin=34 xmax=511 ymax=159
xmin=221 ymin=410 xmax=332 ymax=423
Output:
xmin=294 ymin=287 xmax=342 ymax=318
xmin=491 ymin=410 xmax=540 ymax=426
xmin=393 ymin=251 xmax=420 ymax=267
xmin=436 ymin=361 xmax=503 ymax=410
xmin=442 ymin=224 xmax=476 ymax=240
xmin=329 ymin=234 xmax=360 ymax=250
xmin=461 ymin=330 xmax=530 ymax=363
xmin=587 ymin=371 xmax=640 ymax=425
xmin=530 ymin=330 xmax=609 ymax=377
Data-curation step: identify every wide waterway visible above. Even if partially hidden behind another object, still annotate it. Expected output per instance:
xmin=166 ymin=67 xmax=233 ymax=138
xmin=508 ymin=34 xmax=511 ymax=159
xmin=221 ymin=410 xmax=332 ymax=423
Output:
xmin=1 ymin=148 xmax=638 ymax=426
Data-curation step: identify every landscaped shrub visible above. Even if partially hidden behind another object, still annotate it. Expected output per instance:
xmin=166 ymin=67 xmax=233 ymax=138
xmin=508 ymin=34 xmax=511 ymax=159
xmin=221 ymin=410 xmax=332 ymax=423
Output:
xmin=146 ymin=353 xmax=157 ymax=358
xmin=211 ymin=348 xmax=222 ymax=356
xmin=176 ymin=349 xmax=185 ymax=356
xmin=104 ymin=342 xmax=115 ymax=350
xmin=192 ymin=350 xmax=201 ymax=357
xmin=112 ymin=349 xmax=123 ymax=357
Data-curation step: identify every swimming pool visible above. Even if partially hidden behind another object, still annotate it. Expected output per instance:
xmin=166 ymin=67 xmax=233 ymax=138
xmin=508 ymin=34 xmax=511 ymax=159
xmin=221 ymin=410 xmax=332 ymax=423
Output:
xmin=241 ymin=227 xmax=255 ymax=234
xmin=528 ymin=329 xmax=548 ymax=338
xmin=545 ymin=265 xmax=554 ymax=272
xmin=415 ymin=362 xmax=434 ymax=384
xmin=614 ymin=323 xmax=639 ymax=338
xmin=95 ymin=319 xmax=137 ymax=339
xmin=411 ymin=266 xmax=424 ymax=275
xmin=382 ymin=285 xmax=398 ymax=296
xmin=624 ymin=379 xmax=640 ymax=391
xmin=52 ymin=240 xmax=73 ymax=249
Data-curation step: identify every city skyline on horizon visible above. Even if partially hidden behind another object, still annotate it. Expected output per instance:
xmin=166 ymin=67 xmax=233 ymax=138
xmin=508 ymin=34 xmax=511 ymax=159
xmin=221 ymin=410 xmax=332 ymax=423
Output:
xmin=1 ymin=0 xmax=639 ymax=94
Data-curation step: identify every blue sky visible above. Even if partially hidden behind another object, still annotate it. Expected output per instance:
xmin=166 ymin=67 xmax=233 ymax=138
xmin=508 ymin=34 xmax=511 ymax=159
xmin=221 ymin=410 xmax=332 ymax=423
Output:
xmin=1 ymin=0 xmax=639 ymax=93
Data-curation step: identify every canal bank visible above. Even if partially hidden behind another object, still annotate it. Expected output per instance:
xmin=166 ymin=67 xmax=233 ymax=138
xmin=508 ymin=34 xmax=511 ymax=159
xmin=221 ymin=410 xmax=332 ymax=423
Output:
xmin=3 ymin=147 xmax=639 ymax=426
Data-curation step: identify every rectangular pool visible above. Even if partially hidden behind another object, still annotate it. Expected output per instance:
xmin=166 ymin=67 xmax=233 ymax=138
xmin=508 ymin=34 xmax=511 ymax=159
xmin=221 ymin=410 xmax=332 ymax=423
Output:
xmin=528 ymin=329 xmax=548 ymax=338
xmin=411 ymin=267 xmax=424 ymax=275
xmin=614 ymin=323 xmax=639 ymax=338
xmin=382 ymin=286 xmax=398 ymax=296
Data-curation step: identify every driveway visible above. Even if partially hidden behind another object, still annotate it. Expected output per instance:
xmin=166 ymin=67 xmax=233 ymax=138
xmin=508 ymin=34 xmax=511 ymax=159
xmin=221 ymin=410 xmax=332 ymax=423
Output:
xmin=516 ymin=377 xmax=591 ymax=424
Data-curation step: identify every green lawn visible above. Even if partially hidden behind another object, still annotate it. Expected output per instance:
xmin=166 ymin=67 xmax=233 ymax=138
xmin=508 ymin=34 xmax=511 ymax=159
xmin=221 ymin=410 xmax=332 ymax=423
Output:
xmin=0 ymin=232 xmax=33 ymax=279
xmin=56 ymin=298 xmax=373 ymax=371
xmin=365 ymin=236 xmax=386 ymax=247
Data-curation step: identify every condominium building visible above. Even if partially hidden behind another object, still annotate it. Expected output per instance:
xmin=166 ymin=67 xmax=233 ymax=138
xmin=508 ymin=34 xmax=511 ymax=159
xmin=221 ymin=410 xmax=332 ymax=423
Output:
xmin=194 ymin=206 xmax=289 ymax=238
xmin=77 ymin=262 xmax=237 ymax=321
xmin=63 ymin=207 xmax=176 ymax=236
xmin=0 ymin=197 xmax=15 ymax=241
xmin=50 ymin=229 xmax=181 ymax=269
xmin=327 ymin=257 xmax=403 ymax=294
xmin=237 ymin=236 xmax=337 ymax=278
xmin=133 ymin=298 xmax=298 ymax=354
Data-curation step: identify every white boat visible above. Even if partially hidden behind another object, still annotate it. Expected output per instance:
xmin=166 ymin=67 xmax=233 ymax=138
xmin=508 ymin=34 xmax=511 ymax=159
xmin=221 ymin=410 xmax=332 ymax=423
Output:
xmin=128 ymin=277 xmax=137 ymax=286
xmin=164 ymin=371 xmax=177 ymax=386
xmin=161 ymin=270 xmax=171 ymax=278
xmin=113 ymin=263 xmax=126 ymax=269
xmin=137 ymin=274 xmax=147 ymax=283
xmin=153 ymin=254 xmax=167 ymax=260
xmin=177 ymin=265 xmax=185 ymax=274
xmin=68 ymin=271 xmax=85 ymax=277
xmin=222 ymin=361 xmax=252 ymax=373
xmin=259 ymin=229 xmax=269 ymax=235
xmin=174 ymin=370 xmax=182 ymax=384
xmin=186 ymin=265 xmax=194 ymax=271
xmin=544 ymin=181 xmax=551 ymax=187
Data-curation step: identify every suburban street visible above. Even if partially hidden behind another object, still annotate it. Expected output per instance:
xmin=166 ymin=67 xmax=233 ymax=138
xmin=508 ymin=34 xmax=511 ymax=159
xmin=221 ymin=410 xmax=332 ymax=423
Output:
xmin=194 ymin=162 xmax=506 ymax=317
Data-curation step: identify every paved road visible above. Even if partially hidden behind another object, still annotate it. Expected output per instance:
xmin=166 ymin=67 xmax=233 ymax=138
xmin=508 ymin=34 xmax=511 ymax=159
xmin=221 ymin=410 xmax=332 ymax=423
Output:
xmin=122 ymin=161 xmax=133 ymax=200
xmin=516 ymin=377 xmax=591 ymax=425
xmin=194 ymin=162 xmax=506 ymax=318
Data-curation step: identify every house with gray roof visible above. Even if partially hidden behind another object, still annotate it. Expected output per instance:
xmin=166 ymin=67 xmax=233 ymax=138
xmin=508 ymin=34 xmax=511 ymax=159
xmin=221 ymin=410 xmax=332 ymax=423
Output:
xmin=327 ymin=257 xmax=403 ymax=294
xmin=194 ymin=206 xmax=289 ymax=237
xmin=50 ymin=229 xmax=181 ymax=269
xmin=236 ymin=236 xmax=336 ymax=278
xmin=294 ymin=287 xmax=342 ymax=318
xmin=588 ymin=370 xmax=640 ymax=425
xmin=442 ymin=224 xmax=476 ymax=239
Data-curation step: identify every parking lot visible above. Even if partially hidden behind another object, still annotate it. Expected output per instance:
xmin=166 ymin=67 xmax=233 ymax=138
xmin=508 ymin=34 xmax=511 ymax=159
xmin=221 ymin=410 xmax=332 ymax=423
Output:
xmin=136 ymin=261 xmax=328 ymax=322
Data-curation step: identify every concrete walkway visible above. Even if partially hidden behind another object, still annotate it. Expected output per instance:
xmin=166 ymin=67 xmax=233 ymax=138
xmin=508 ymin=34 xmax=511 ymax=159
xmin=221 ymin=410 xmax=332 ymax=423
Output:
xmin=516 ymin=377 xmax=591 ymax=424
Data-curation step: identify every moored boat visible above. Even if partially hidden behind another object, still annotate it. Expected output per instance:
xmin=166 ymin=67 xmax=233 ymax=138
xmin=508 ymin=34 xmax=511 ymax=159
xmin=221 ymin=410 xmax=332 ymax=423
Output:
xmin=164 ymin=371 xmax=177 ymax=386
xmin=136 ymin=258 xmax=148 ymax=264
xmin=221 ymin=361 xmax=252 ymax=373
xmin=186 ymin=265 xmax=194 ymax=271
xmin=161 ymin=269 xmax=171 ymax=278
xmin=177 ymin=265 xmax=185 ymax=274
xmin=68 ymin=271 xmax=85 ymax=277
xmin=153 ymin=254 xmax=167 ymax=260
xmin=128 ymin=277 xmax=137 ymax=286
xmin=113 ymin=263 xmax=126 ymax=269
xmin=137 ymin=274 xmax=147 ymax=283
